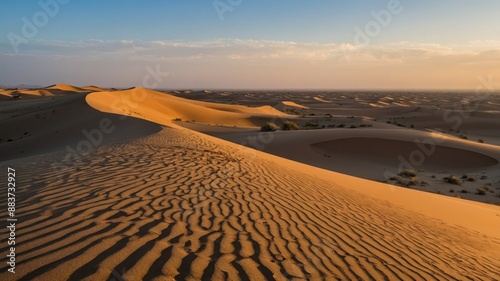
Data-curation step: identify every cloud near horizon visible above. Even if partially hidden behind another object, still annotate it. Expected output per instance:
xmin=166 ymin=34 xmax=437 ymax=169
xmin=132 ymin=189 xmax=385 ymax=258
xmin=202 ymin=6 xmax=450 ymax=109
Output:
xmin=1 ymin=39 xmax=499 ymax=90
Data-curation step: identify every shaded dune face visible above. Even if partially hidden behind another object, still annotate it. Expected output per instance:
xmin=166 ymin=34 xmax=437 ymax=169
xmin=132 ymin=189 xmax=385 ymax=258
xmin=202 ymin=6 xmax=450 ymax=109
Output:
xmin=0 ymin=94 xmax=162 ymax=161
xmin=311 ymin=137 xmax=499 ymax=170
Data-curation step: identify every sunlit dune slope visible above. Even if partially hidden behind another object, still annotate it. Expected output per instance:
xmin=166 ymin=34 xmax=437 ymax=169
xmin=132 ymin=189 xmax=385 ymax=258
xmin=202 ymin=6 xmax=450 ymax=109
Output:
xmin=1 ymin=125 xmax=499 ymax=280
xmin=45 ymin=84 xmax=87 ymax=92
xmin=281 ymin=101 xmax=309 ymax=109
xmin=86 ymin=87 xmax=288 ymax=127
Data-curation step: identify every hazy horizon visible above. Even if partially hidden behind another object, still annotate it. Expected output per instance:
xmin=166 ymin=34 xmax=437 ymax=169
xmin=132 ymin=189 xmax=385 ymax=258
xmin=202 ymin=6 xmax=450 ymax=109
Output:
xmin=1 ymin=0 xmax=499 ymax=90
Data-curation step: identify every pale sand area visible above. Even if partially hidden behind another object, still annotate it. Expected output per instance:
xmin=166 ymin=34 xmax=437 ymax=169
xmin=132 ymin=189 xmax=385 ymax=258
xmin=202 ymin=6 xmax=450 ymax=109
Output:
xmin=0 ymin=86 xmax=499 ymax=280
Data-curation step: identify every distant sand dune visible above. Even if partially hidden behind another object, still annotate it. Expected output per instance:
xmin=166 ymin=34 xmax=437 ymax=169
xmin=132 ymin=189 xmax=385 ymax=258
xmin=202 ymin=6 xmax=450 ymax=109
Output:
xmin=86 ymin=88 xmax=288 ymax=127
xmin=281 ymin=101 xmax=309 ymax=109
xmin=45 ymin=84 xmax=86 ymax=92
xmin=393 ymin=102 xmax=410 ymax=107
xmin=82 ymin=85 xmax=107 ymax=92
xmin=313 ymin=97 xmax=332 ymax=103
xmin=18 ymin=89 xmax=55 ymax=97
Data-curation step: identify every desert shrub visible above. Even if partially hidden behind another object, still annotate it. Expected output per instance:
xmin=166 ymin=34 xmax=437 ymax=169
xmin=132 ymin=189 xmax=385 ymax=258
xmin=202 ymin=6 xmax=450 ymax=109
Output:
xmin=173 ymin=118 xmax=182 ymax=121
xmin=390 ymin=175 xmax=422 ymax=187
xmin=337 ymin=124 xmax=345 ymax=128
xmin=476 ymin=188 xmax=487 ymax=195
xmin=444 ymin=176 xmax=463 ymax=185
xmin=261 ymin=122 xmax=279 ymax=132
xmin=350 ymin=124 xmax=357 ymax=128
xmin=390 ymin=176 xmax=406 ymax=186
xmin=399 ymin=169 xmax=417 ymax=178
xmin=407 ymin=177 xmax=419 ymax=186
xmin=460 ymin=189 xmax=468 ymax=193
xmin=478 ymin=139 xmax=485 ymax=143
xmin=282 ymin=121 xmax=300 ymax=130
xmin=449 ymin=189 xmax=455 ymax=193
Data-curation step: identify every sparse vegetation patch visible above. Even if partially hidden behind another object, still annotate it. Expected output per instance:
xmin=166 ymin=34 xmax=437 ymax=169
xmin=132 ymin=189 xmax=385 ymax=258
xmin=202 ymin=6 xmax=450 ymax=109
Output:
xmin=398 ymin=169 xmax=417 ymax=178
xmin=443 ymin=176 xmax=463 ymax=186
xmin=261 ymin=122 xmax=279 ymax=132
xmin=281 ymin=121 xmax=300 ymax=130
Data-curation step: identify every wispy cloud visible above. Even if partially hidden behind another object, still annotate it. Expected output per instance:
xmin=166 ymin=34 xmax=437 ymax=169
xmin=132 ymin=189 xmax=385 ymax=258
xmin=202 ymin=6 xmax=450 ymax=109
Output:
xmin=1 ymin=39 xmax=499 ymax=89
xmin=3 ymin=38 xmax=499 ymax=63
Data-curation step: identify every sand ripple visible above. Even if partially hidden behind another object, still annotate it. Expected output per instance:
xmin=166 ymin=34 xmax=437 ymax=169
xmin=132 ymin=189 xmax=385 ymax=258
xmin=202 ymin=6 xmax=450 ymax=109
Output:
xmin=1 ymin=128 xmax=499 ymax=280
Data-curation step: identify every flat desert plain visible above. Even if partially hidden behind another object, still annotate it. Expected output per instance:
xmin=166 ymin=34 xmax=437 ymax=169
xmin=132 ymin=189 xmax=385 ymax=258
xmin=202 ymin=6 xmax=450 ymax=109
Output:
xmin=1 ymin=85 xmax=499 ymax=280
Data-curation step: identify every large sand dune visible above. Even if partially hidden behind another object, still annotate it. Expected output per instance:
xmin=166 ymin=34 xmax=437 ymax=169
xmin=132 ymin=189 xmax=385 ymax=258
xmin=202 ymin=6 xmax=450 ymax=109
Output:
xmin=86 ymin=88 xmax=288 ymax=127
xmin=1 ymin=86 xmax=499 ymax=280
xmin=1 ymin=127 xmax=499 ymax=280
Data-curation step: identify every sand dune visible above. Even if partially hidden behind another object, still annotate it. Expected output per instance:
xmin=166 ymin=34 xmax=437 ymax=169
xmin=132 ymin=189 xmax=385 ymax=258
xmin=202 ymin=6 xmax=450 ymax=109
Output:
xmin=0 ymin=89 xmax=55 ymax=98
xmin=393 ymin=102 xmax=410 ymax=107
xmin=203 ymin=125 xmax=500 ymax=203
xmin=86 ymin=88 xmax=288 ymax=127
xmin=40 ymin=84 xmax=95 ymax=96
xmin=1 ymin=86 xmax=499 ymax=280
xmin=0 ymin=84 xmax=96 ymax=98
xmin=82 ymin=85 xmax=108 ymax=92
xmin=1 ymin=126 xmax=499 ymax=280
xmin=17 ymin=90 xmax=54 ymax=97
xmin=281 ymin=101 xmax=309 ymax=109
xmin=313 ymin=96 xmax=332 ymax=103
xmin=45 ymin=84 xmax=86 ymax=92
xmin=0 ymin=94 xmax=162 ymax=161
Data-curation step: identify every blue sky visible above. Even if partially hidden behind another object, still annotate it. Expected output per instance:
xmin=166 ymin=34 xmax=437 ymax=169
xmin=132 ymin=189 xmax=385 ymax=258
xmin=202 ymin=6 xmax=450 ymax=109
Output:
xmin=1 ymin=0 xmax=499 ymax=89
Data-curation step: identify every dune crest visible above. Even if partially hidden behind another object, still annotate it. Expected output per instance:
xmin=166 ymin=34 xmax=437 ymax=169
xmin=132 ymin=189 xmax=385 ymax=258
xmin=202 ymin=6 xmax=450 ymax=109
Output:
xmin=281 ymin=101 xmax=309 ymax=109
xmin=313 ymin=96 xmax=332 ymax=103
xmin=45 ymin=84 xmax=87 ymax=92
xmin=86 ymin=88 xmax=288 ymax=127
